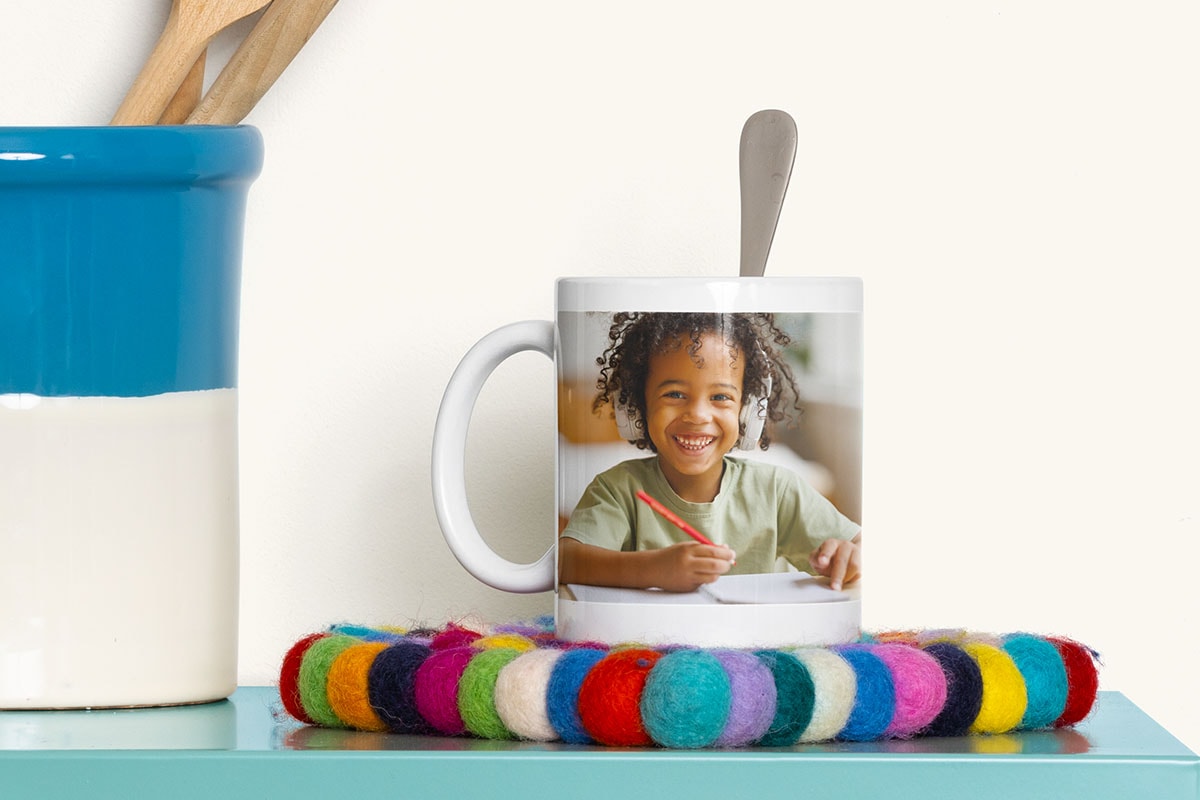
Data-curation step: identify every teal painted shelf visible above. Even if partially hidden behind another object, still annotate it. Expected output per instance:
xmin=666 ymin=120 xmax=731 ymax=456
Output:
xmin=2 ymin=689 xmax=1196 ymax=800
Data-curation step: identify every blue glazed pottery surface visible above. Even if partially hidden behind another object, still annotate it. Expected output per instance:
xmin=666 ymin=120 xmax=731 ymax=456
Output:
xmin=0 ymin=126 xmax=263 ymax=397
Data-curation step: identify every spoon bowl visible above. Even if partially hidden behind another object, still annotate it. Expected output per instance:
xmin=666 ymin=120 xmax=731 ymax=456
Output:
xmin=738 ymin=110 xmax=798 ymax=277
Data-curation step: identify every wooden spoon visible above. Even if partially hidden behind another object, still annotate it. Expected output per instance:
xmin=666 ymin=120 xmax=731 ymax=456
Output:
xmin=158 ymin=50 xmax=207 ymax=124
xmin=110 ymin=0 xmax=273 ymax=125
xmin=186 ymin=0 xmax=340 ymax=125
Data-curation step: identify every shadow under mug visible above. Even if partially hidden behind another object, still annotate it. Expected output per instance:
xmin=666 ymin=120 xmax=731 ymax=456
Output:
xmin=0 ymin=126 xmax=262 ymax=708
xmin=432 ymin=277 xmax=864 ymax=648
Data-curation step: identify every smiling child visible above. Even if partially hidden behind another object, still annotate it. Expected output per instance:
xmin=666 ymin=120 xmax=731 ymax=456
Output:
xmin=558 ymin=312 xmax=861 ymax=593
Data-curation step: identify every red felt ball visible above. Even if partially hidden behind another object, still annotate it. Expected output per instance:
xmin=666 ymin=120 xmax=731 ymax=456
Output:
xmin=280 ymin=633 xmax=328 ymax=724
xmin=431 ymin=623 xmax=482 ymax=650
xmin=1048 ymin=637 xmax=1099 ymax=727
xmin=577 ymin=648 xmax=663 ymax=746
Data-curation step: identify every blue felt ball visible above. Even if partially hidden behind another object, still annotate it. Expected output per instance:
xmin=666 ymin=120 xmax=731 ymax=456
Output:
xmin=836 ymin=646 xmax=895 ymax=741
xmin=545 ymin=647 xmax=607 ymax=744
xmin=1003 ymin=634 xmax=1069 ymax=730
xmin=640 ymin=649 xmax=731 ymax=748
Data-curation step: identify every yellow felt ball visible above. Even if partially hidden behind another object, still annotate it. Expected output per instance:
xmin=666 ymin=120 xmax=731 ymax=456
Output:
xmin=964 ymin=642 xmax=1027 ymax=735
xmin=474 ymin=633 xmax=537 ymax=652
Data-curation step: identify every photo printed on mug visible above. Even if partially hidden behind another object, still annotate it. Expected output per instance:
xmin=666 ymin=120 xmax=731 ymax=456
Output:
xmin=557 ymin=309 xmax=862 ymax=606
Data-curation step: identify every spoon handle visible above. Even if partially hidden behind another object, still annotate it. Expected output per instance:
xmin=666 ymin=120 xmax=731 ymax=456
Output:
xmin=110 ymin=5 xmax=207 ymax=125
xmin=186 ymin=0 xmax=339 ymax=125
xmin=158 ymin=50 xmax=207 ymax=124
xmin=110 ymin=0 xmax=274 ymax=125
xmin=738 ymin=110 xmax=798 ymax=277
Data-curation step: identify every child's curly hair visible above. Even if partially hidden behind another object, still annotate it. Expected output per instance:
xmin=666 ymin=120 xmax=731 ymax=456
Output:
xmin=592 ymin=312 xmax=801 ymax=451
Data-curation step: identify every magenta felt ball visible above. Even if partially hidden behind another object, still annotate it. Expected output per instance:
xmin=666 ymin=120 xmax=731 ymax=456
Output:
xmin=874 ymin=644 xmax=948 ymax=738
xmin=413 ymin=646 xmax=475 ymax=735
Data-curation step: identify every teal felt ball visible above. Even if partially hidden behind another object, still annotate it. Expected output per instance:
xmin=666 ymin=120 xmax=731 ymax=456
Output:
xmin=640 ymin=649 xmax=732 ymax=748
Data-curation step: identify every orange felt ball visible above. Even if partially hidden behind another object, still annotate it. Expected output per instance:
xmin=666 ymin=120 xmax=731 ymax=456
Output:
xmin=326 ymin=642 xmax=390 ymax=732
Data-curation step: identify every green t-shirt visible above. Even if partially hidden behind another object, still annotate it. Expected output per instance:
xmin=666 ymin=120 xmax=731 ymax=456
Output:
xmin=560 ymin=456 xmax=860 ymax=575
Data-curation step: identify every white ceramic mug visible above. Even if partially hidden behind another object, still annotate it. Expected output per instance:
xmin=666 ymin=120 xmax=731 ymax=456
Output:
xmin=432 ymin=277 xmax=863 ymax=647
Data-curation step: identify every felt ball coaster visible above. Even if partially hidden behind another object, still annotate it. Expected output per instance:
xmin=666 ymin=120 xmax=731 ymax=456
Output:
xmin=278 ymin=620 xmax=1100 ymax=749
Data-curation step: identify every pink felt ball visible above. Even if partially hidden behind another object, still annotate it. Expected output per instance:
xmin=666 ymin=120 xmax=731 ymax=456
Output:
xmin=874 ymin=643 xmax=948 ymax=738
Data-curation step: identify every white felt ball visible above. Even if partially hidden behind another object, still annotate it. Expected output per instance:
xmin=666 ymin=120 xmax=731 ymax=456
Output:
xmin=793 ymin=647 xmax=857 ymax=742
xmin=494 ymin=648 xmax=564 ymax=741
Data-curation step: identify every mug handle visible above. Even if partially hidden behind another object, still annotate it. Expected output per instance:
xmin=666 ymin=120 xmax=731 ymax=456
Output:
xmin=431 ymin=320 xmax=556 ymax=593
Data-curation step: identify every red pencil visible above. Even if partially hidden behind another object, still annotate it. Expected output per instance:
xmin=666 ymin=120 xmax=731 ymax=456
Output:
xmin=635 ymin=489 xmax=717 ymax=547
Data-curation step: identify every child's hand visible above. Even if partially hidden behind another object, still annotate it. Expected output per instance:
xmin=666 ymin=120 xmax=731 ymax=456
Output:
xmin=808 ymin=534 xmax=861 ymax=591
xmin=649 ymin=542 xmax=736 ymax=593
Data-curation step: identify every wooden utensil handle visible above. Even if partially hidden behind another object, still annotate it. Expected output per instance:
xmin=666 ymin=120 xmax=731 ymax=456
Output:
xmin=111 ymin=16 xmax=208 ymax=125
xmin=187 ymin=0 xmax=339 ymax=125
xmin=158 ymin=50 xmax=208 ymax=125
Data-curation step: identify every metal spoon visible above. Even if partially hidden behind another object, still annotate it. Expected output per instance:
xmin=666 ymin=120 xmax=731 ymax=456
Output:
xmin=738 ymin=110 xmax=798 ymax=277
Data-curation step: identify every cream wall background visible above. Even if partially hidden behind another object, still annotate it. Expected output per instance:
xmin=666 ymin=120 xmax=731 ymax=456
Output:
xmin=4 ymin=2 xmax=1197 ymax=750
